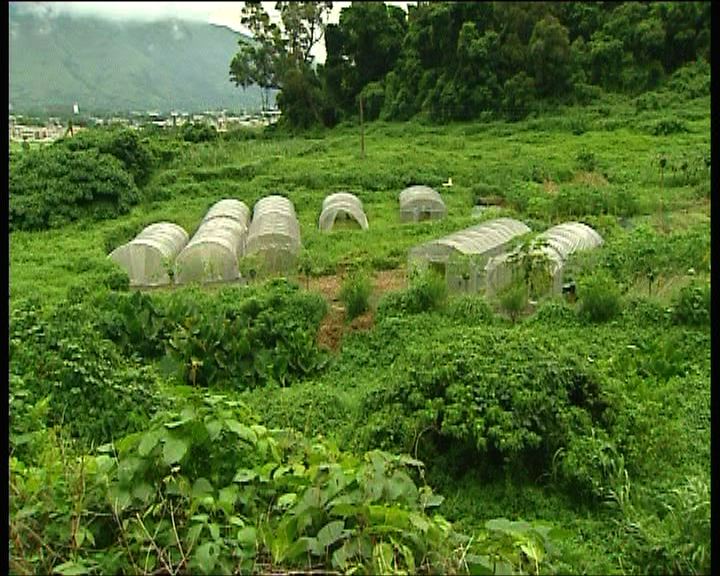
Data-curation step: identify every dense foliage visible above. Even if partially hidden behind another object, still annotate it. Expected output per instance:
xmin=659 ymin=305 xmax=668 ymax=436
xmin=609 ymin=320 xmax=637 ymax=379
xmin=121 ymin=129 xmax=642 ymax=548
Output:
xmin=10 ymin=53 xmax=710 ymax=575
xmin=9 ymin=128 xmax=161 ymax=231
xmin=233 ymin=1 xmax=711 ymax=129
xmin=9 ymin=145 xmax=138 ymax=231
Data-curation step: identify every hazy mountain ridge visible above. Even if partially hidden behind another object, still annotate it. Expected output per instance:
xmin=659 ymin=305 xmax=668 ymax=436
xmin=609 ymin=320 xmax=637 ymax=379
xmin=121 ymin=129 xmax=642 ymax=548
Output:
xmin=9 ymin=9 xmax=265 ymax=115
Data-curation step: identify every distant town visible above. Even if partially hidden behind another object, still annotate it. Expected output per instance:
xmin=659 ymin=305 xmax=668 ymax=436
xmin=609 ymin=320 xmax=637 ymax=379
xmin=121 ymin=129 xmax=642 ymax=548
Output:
xmin=9 ymin=107 xmax=281 ymax=143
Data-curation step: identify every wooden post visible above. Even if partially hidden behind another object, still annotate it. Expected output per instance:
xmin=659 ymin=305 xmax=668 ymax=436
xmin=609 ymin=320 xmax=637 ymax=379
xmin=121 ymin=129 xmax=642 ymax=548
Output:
xmin=359 ymin=94 xmax=365 ymax=159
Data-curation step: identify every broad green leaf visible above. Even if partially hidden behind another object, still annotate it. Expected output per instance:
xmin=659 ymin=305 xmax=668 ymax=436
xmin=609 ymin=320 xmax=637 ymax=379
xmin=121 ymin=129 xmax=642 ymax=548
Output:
xmin=485 ymin=518 xmax=513 ymax=533
xmin=53 ymin=561 xmax=92 ymax=576
xmin=209 ymin=523 xmax=221 ymax=541
xmin=205 ymin=419 xmax=223 ymax=441
xmin=421 ymin=492 xmax=445 ymax=509
xmin=218 ymin=485 xmax=238 ymax=511
xmin=276 ymin=492 xmax=297 ymax=509
xmin=409 ymin=512 xmax=430 ymax=532
xmin=164 ymin=417 xmax=193 ymax=429
xmin=225 ymin=419 xmax=257 ymax=444
xmin=186 ymin=523 xmax=203 ymax=546
xmin=194 ymin=541 xmax=218 ymax=575
xmin=162 ymin=437 xmax=188 ymax=465
xmin=521 ymin=542 xmax=544 ymax=564
xmin=330 ymin=502 xmax=358 ymax=518
xmin=132 ymin=482 xmax=154 ymax=503
xmin=465 ymin=554 xmax=494 ymax=576
xmin=237 ymin=526 xmax=257 ymax=548
xmin=289 ymin=536 xmax=323 ymax=558
xmin=233 ymin=468 xmax=257 ymax=483
xmin=138 ymin=429 xmax=163 ymax=457
xmin=192 ymin=477 xmax=214 ymax=498
xmin=494 ymin=560 xmax=515 ymax=576
xmin=317 ymin=519 xmax=346 ymax=549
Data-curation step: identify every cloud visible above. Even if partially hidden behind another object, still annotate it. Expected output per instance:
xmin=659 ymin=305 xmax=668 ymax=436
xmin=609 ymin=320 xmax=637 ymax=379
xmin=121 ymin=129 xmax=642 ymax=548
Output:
xmin=11 ymin=2 xmax=240 ymax=24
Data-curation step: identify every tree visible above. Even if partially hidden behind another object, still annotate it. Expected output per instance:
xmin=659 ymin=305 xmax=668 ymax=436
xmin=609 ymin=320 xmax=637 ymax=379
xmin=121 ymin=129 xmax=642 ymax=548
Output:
xmin=529 ymin=15 xmax=572 ymax=98
xmin=229 ymin=1 xmax=333 ymax=128
xmin=322 ymin=2 xmax=407 ymax=118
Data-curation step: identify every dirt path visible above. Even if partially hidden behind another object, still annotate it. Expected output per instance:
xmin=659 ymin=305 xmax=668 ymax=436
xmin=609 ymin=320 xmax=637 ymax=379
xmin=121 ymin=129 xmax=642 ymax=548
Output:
xmin=309 ymin=268 xmax=407 ymax=351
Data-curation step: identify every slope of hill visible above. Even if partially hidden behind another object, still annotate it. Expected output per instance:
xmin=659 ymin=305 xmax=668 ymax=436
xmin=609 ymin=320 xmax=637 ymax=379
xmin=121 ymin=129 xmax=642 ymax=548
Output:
xmin=9 ymin=8 xmax=267 ymax=115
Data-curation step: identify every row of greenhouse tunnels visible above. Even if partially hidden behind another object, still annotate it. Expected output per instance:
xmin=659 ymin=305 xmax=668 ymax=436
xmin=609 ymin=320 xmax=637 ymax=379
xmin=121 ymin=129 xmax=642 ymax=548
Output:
xmin=109 ymin=188 xmax=603 ymax=296
xmin=408 ymin=219 xmax=604 ymax=297
xmin=109 ymin=196 xmax=302 ymax=287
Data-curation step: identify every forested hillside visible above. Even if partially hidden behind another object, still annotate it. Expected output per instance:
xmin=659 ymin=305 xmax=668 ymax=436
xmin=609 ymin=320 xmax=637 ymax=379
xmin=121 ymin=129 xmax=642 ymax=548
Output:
xmin=245 ymin=1 xmax=711 ymax=128
xmin=9 ymin=4 xmax=265 ymax=115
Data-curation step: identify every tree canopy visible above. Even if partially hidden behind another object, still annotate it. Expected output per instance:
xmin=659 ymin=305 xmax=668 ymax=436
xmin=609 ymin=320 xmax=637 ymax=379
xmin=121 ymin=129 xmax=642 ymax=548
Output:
xmin=229 ymin=1 xmax=711 ymax=129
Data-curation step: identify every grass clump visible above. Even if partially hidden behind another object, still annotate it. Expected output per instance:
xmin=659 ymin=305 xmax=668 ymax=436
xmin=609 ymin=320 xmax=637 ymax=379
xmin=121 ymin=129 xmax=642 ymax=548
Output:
xmin=339 ymin=270 xmax=372 ymax=320
xmin=578 ymin=270 xmax=622 ymax=323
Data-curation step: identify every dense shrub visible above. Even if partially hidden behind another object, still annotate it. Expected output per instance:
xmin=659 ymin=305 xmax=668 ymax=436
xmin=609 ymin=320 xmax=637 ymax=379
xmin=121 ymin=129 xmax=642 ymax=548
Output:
xmin=95 ymin=280 xmax=328 ymax=388
xmin=10 ymin=392 xmax=562 ymax=576
xmin=358 ymin=327 xmax=613 ymax=477
xmin=9 ymin=146 xmax=138 ymax=231
xmin=498 ymin=281 xmax=528 ymax=323
xmin=61 ymin=127 xmax=155 ymax=186
xmin=447 ymin=294 xmax=494 ymax=324
xmin=578 ymin=270 xmax=622 ymax=323
xmin=339 ymin=270 xmax=372 ymax=320
xmin=9 ymin=296 xmax=164 ymax=447
xmin=180 ymin=122 xmax=218 ymax=143
xmin=377 ymin=269 xmax=447 ymax=319
xmin=670 ymin=281 xmax=710 ymax=326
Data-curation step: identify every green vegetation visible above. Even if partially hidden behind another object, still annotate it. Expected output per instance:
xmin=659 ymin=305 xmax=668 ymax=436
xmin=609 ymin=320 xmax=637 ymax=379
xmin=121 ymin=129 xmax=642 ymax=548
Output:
xmin=9 ymin=21 xmax=710 ymax=575
xmin=339 ymin=270 xmax=372 ymax=320
xmin=232 ymin=2 xmax=710 ymax=129
xmin=9 ymin=5 xmax=265 ymax=114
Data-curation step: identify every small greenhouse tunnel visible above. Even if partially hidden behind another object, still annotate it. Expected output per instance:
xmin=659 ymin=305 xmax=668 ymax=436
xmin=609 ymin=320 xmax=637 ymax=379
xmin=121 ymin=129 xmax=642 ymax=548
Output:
xmin=108 ymin=222 xmax=189 ymax=287
xmin=485 ymin=221 xmax=604 ymax=297
xmin=408 ymin=217 xmax=531 ymax=293
xmin=399 ymin=185 xmax=447 ymax=222
xmin=174 ymin=199 xmax=251 ymax=285
xmin=246 ymin=195 xmax=302 ymax=274
xmin=319 ymin=192 xmax=369 ymax=231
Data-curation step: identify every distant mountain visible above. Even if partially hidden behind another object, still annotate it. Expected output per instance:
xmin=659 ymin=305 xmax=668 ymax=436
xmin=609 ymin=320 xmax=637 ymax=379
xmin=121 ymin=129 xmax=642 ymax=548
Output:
xmin=9 ymin=7 xmax=270 ymax=115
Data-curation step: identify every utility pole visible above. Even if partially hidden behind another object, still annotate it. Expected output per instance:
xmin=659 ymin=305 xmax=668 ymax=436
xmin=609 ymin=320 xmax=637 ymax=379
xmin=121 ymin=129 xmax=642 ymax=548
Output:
xmin=359 ymin=94 xmax=365 ymax=159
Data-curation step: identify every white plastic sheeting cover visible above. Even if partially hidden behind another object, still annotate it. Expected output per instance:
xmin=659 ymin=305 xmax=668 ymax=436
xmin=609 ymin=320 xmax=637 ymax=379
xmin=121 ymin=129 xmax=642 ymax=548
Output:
xmin=108 ymin=222 xmax=189 ymax=287
xmin=246 ymin=196 xmax=302 ymax=271
xmin=202 ymin=199 xmax=251 ymax=228
xmin=399 ymin=185 xmax=447 ymax=221
xmin=412 ymin=218 xmax=530 ymax=259
xmin=485 ymin=221 xmax=603 ymax=294
xmin=174 ymin=210 xmax=248 ymax=284
xmin=319 ymin=192 xmax=369 ymax=231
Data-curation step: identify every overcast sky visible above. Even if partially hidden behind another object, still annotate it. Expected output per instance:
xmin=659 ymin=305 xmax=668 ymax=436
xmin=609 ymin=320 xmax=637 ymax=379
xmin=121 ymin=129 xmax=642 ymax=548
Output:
xmin=13 ymin=2 xmax=410 ymax=62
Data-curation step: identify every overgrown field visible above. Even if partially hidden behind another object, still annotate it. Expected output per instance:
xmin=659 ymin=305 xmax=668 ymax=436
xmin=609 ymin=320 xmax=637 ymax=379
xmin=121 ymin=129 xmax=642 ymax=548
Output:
xmin=9 ymin=85 xmax=711 ymax=575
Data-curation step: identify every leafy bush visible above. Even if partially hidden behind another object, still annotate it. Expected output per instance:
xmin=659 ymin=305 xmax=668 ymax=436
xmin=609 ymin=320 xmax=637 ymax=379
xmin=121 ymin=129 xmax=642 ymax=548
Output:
xmin=651 ymin=118 xmax=689 ymax=136
xmin=10 ymin=393 xmax=564 ymax=575
xmin=554 ymin=427 xmax=628 ymax=503
xmin=670 ymin=281 xmax=710 ymax=326
xmin=498 ymin=281 xmax=528 ymax=323
xmin=578 ymin=270 xmax=622 ymax=323
xmin=62 ymin=127 xmax=156 ymax=186
xmin=180 ymin=122 xmax=218 ymax=143
xmin=531 ymin=298 xmax=579 ymax=325
xmin=339 ymin=270 xmax=372 ymax=320
xmin=447 ymin=294 xmax=494 ymax=324
xmin=163 ymin=281 xmax=327 ymax=388
xmin=358 ymin=327 xmax=613 ymax=476
xmin=9 ymin=296 xmax=164 ymax=447
xmin=377 ymin=269 xmax=447 ymax=319
xmin=9 ymin=146 xmax=138 ymax=231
